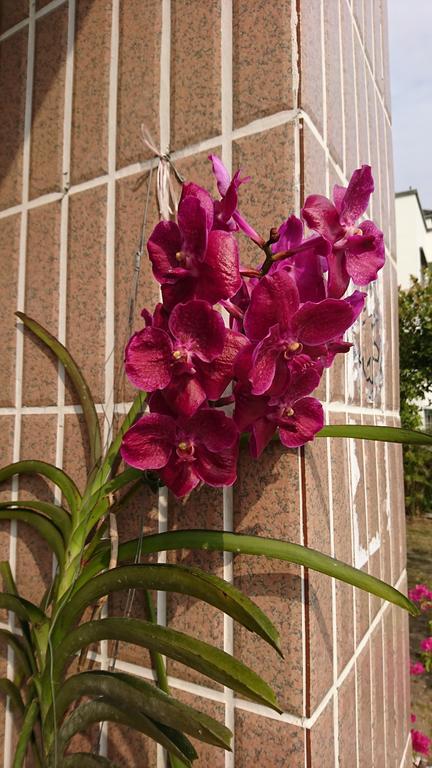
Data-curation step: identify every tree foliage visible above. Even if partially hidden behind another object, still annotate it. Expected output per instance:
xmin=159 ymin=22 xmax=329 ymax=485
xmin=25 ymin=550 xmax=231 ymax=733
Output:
xmin=399 ymin=266 xmax=432 ymax=515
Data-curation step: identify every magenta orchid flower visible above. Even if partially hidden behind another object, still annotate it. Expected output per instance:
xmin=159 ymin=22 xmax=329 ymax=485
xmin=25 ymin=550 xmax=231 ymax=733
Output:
xmin=302 ymin=165 xmax=385 ymax=298
xmin=125 ymin=299 xmax=246 ymax=417
xmin=242 ymin=269 xmax=363 ymax=395
xmin=420 ymin=637 xmax=432 ymax=653
xmin=411 ymin=729 xmax=431 ymax=757
xmin=120 ymin=408 xmax=239 ymax=498
xmin=269 ymin=214 xmax=330 ymax=303
xmin=208 ymin=154 xmax=264 ymax=245
xmin=148 ymin=191 xmax=241 ymax=309
xmin=410 ymin=661 xmax=425 ymax=676
xmin=234 ymin=355 xmax=324 ymax=455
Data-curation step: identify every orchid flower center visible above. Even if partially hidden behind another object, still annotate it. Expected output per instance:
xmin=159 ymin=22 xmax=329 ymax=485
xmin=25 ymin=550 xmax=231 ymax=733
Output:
xmin=283 ymin=407 xmax=294 ymax=418
xmin=283 ymin=341 xmax=302 ymax=359
xmin=175 ymin=250 xmax=187 ymax=262
xmin=176 ymin=441 xmax=195 ymax=460
xmin=172 ymin=349 xmax=187 ymax=362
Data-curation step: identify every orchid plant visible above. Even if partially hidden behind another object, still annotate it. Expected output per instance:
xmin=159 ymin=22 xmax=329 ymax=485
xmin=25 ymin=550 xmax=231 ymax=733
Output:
xmin=1 ymin=158 xmax=431 ymax=767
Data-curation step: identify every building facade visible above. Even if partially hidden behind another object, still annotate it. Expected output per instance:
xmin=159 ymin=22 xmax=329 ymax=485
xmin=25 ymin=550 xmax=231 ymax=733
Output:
xmin=0 ymin=1 xmax=410 ymax=766
xmin=395 ymin=189 xmax=432 ymax=290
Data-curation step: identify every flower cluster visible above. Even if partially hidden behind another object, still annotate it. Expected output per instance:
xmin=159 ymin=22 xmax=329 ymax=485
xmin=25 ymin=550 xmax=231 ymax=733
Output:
xmin=121 ymin=158 xmax=385 ymax=497
xmin=409 ymin=584 xmax=432 ymax=760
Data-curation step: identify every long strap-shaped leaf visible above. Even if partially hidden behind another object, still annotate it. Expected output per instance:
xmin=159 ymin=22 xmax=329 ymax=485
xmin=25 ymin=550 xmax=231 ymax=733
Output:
xmin=52 ymin=618 xmax=281 ymax=712
xmin=62 ymin=756 xmax=119 ymax=768
xmin=0 ymin=509 xmax=65 ymax=563
xmin=89 ymin=391 xmax=147 ymax=493
xmin=110 ymin=530 xmax=417 ymax=615
xmin=0 ymin=629 xmax=33 ymax=678
xmin=52 ymin=671 xmax=231 ymax=749
xmin=56 ymin=700 xmax=196 ymax=767
xmin=12 ymin=699 xmax=39 ymax=768
xmin=0 ymin=593 xmax=46 ymax=625
xmin=0 ymin=678 xmax=25 ymax=715
xmin=16 ymin=312 xmax=102 ymax=471
xmin=55 ymin=564 xmax=281 ymax=653
xmin=317 ymin=423 xmax=432 ymax=445
xmin=0 ymin=500 xmax=71 ymax=539
xmin=0 ymin=460 xmax=81 ymax=515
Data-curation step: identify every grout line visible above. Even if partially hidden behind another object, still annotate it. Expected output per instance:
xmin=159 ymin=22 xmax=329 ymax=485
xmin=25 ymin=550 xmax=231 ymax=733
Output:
xmin=4 ymin=2 xmax=35 ymax=765
xmin=344 ymin=0 xmax=391 ymax=127
xmin=337 ymin=0 xmax=347 ymax=175
xmin=398 ymin=730 xmax=412 ymax=768
xmin=221 ymin=3 xmax=235 ymax=764
xmin=0 ymin=402 xmax=401 ymax=420
xmin=0 ymin=0 xmax=69 ymax=42
xmin=157 ymin=3 xmax=171 ymax=763
xmin=98 ymin=0 xmax=120 ymax=756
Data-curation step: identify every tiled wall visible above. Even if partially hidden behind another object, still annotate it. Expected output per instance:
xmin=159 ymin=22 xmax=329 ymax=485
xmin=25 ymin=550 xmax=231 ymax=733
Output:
xmin=0 ymin=1 xmax=410 ymax=766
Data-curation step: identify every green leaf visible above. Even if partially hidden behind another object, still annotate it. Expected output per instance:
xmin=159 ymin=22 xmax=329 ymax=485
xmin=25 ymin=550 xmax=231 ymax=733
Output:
xmin=16 ymin=312 xmax=102 ymax=472
xmin=0 ymin=460 xmax=81 ymax=515
xmin=52 ymin=618 xmax=281 ymax=712
xmin=56 ymin=564 xmax=281 ymax=654
xmin=0 ymin=678 xmax=25 ymax=715
xmin=12 ymin=699 xmax=39 ymax=768
xmin=317 ymin=424 xmax=432 ymax=446
xmin=0 ymin=630 xmax=33 ymax=678
xmin=56 ymin=700 xmax=195 ymax=767
xmin=112 ymin=530 xmax=418 ymax=616
xmin=53 ymin=671 xmax=231 ymax=751
xmin=0 ymin=509 xmax=65 ymax=563
xmin=62 ymin=756 xmax=119 ymax=768
xmin=0 ymin=500 xmax=71 ymax=539
xmin=90 ymin=391 xmax=147 ymax=491
xmin=0 ymin=593 xmax=46 ymax=625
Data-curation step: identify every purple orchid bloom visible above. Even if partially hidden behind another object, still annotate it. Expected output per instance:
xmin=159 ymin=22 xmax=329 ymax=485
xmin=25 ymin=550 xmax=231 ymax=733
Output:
xmin=242 ymin=269 xmax=363 ymax=395
xmin=125 ymin=299 xmax=247 ymax=417
xmin=269 ymin=214 xmax=330 ymax=303
xmin=234 ymin=357 xmax=324 ymax=456
xmin=302 ymin=165 xmax=385 ymax=298
xmin=147 ymin=191 xmax=241 ymax=309
xmin=120 ymin=408 xmax=239 ymax=498
xmin=208 ymin=154 xmax=264 ymax=245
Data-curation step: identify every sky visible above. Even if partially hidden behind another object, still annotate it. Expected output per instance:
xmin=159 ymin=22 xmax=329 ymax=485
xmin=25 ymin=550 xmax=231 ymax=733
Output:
xmin=389 ymin=0 xmax=432 ymax=209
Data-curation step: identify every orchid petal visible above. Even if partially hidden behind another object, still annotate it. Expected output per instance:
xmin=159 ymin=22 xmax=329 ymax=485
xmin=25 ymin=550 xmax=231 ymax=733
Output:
xmin=250 ymin=327 xmax=282 ymax=395
xmin=327 ymin=249 xmax=350 ymax=299
xmin=188 ymin=408 xmax=239 ymax=451
xmin=208 ymin=154 xmax=231 ymax=196
xmin=125 ymin=327 xmax=173 ymax=391
xmin=160 ymin=456 xmax=201 ymax=498
xmin=302 ymin=195 xmax=344 ymax=242
xmin=332 ymin=184 xmax=347 ymax=213
xmin=163 ymin=375 xmax=207 ymax=417
xmin=147 ymin=221 xmax=182 ymax=283
xmin=178 ymin=196 xmax=208 ymax=259
xmin=169 ymin=300 xmax=226 ymax=362
xmin=181 ymin=182 xmax=214 ymax=231
xmin=279 ymin=397 xmax=324 ymax=448
xmin=199 ymin=330 xmax=249 ymax=399
xmin=195 ymin=443 xmax=238 ymax=487
xmin=121 ymin=413 xmax=175 ymax=470
xmin=197 ymin=230 xmax=241 ymax=304
xmin=294 ymin=298 xmax=355 ymax=345
xmin=345 ymin=221 xmax=385 ymax=285
xmin=244 ymin=271 xmax=299 ymax=341
xmin=339 ymin=165 xmax=374 ymax=227
xmin=250 ymin=418 xmax=277 ymax=459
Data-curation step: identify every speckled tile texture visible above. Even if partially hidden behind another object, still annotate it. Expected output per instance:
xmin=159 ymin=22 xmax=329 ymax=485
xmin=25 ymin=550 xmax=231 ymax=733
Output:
xmin=0 ymin=0 xmax=409 ymax=764
xmin=233 ymin=0 xmax=294 ymax=128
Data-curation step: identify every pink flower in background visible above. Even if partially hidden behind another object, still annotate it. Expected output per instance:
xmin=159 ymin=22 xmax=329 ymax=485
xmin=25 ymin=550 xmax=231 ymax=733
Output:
xmin=420 ymin=637 xmax=432 ymax=653
xmin=410 ymin=661 xmax=426 ymax=676
xmin=120 ymin=409 xmax=239 ymax=498
xmin=302 ymin=165 xmax=385 ymax=298
xmin=409 ymin=584 xmax=432 ymax=604
xmin=411 ymin=714 xmax=417 ymax=724
xmin=411 ymin=729 xmax=431 ymax=756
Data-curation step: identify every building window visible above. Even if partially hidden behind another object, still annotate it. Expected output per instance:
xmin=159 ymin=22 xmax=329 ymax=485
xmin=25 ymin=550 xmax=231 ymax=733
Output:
xmin=424 ymin=408 xmax=432 ymax=432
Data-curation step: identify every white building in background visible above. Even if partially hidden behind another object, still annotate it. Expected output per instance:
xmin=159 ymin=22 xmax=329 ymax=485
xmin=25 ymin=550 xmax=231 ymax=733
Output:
xmin=395 ymin=189 xmax=432 ymax=430
xmin=395 ymin=189 xmax=432 ymax=289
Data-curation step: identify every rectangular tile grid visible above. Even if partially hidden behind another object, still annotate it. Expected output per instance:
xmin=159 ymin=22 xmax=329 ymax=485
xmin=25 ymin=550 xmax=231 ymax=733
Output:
xmin=0 ymin=1 xmax=410 ymax=767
